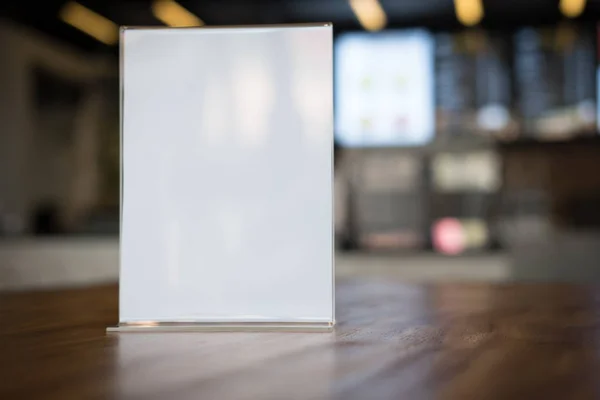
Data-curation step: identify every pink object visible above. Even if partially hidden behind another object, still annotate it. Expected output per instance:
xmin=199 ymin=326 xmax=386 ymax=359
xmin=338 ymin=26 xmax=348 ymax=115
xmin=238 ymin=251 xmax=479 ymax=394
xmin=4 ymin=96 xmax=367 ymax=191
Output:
xmin=432 ymin=218 xmax=466 ymax=255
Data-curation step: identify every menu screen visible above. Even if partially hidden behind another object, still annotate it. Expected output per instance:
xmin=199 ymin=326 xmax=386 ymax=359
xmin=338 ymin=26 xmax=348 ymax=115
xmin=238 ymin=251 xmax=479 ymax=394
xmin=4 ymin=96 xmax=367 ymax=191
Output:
xmin=435 ymin=32 xmax=477 ymax=136
xmin=436 ymin=30 xmax=517 ymax=139
xmin=335 ymin=30 xmax=435 ymax=147
xmin=514 ymin=24 xmax=596 ymax=140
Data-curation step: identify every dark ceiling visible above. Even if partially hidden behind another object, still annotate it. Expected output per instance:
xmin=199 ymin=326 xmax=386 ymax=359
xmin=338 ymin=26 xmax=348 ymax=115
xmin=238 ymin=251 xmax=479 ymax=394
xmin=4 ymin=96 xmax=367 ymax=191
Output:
xmin=1 ymin=0 xmax=600 ymax=53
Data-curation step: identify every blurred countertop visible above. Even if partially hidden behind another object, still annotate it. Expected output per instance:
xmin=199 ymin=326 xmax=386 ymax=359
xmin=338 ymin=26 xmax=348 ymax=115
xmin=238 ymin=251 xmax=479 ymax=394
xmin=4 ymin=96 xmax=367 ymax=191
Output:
xmin=3 ymin=231 xmax=600 ymax=291
xmin=0 ymin=237 xmax=508 ymax=291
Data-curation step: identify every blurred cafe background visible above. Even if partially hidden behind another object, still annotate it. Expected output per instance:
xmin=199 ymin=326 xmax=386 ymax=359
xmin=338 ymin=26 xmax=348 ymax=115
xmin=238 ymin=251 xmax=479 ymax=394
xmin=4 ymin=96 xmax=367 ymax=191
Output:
xmin=1 ymin=0 xmax=600 ymax=290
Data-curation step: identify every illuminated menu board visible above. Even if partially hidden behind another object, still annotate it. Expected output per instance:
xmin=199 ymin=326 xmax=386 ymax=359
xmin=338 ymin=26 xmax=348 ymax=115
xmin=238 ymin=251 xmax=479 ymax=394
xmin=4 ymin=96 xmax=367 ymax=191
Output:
xmin=515 ymin=25 xmax=596 ymax=140
xmin=475 ymin=33 xmax=518 ymax=139
xmin=436 ymin=30 xmax=517 ymax=139
xmin=436 ymin=32 xmax=477 ymax=135
xmin=335 ymin=30 xmax=435 ymax=147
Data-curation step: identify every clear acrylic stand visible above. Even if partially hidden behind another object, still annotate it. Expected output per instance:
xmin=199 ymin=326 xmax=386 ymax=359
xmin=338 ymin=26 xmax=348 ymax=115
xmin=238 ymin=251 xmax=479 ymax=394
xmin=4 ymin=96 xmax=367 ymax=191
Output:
xmin=109 ymin=23 xmax=335 ymax=333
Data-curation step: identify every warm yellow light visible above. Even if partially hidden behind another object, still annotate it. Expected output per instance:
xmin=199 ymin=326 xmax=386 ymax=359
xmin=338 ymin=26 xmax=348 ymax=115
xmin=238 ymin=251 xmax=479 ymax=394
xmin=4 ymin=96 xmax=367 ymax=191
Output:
xmin=454 ymin=0 xmax=484 ymax=27
xmin=152 ymin=0 xmax=204 ymax=27
xmin=59 ymin=1 xmax=119 ymax=45
xmin=349 ymin=0 xmax=387 ymax=32
xmin=560 ymin=0 xmax=586 ymax=18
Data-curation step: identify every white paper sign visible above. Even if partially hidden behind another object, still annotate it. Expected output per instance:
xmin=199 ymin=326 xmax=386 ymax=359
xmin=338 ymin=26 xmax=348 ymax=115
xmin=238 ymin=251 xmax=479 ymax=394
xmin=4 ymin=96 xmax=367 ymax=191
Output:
xmin=117 ymin=24 xmax=334 ymax=330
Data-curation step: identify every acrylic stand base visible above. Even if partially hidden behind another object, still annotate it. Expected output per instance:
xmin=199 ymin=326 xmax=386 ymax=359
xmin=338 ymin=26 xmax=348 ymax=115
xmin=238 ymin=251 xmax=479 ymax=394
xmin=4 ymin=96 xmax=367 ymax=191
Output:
xmin=107 ymin=321 xmax=335 ymax=333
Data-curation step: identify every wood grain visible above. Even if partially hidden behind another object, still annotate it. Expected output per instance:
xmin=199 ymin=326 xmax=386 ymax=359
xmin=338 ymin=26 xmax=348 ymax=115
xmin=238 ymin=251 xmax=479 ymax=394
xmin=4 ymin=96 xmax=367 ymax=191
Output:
xmin=2 ymin=278 xmax=600 ymax=399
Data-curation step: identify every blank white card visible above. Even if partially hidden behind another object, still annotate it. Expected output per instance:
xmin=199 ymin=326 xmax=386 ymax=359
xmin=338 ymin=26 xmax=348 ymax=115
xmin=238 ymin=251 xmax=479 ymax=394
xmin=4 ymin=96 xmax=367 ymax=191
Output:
xmin=119 ymin=25 xmax=334 ymax=327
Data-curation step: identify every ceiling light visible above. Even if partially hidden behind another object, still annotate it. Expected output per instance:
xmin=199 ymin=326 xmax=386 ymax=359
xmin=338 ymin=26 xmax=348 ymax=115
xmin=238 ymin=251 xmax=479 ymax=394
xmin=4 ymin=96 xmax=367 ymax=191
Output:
xmin=59 ymin=1 xmax=119 ymax=45
xmin=560 ymin=0 xmax=586 ymax=18
xmin=152 ymin=0 xmax=204 ymax=27
xmin=349 ymin=0 xmax=387 ymax=32
xmin=454 ymin=0 xmax=484 ymax=27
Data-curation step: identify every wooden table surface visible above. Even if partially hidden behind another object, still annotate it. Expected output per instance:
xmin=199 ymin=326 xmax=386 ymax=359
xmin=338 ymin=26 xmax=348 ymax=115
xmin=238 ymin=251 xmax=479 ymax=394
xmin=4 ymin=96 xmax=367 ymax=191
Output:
xmin=2 ymin=278 xmax=600 ymax=399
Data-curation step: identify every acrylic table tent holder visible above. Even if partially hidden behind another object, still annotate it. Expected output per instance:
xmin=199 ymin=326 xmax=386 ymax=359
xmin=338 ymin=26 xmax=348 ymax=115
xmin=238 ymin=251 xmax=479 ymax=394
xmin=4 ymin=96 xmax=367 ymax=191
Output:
xmin=108 ymin=24 xmax=334 ymax=332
